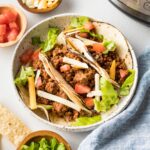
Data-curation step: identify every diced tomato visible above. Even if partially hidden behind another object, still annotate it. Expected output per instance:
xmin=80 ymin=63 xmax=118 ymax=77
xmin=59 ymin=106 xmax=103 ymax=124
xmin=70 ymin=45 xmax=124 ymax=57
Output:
xmin=2 ymin=9 xmax=18 ymax=23
xmin=36 ymin=77 xmax=42 ymax=88
xmin=0 ymin=14 xmax=8 ymax=24
xmin=0 ymin=35 xmax=7 ymax=43
xmin=75 ymin=83 xmax=91 ymax=94
xmin=120 ymin=69 xmax=128 ymax=79
xmin=7 ymin=29 xmax=19 ymax=41
xmin=78 ymin=32 xmax=88 ymax=38
xmin=9 ymin=22 xmax=19 ymax=31
xmin=0 ymin=24 xmax=7 ymax=36
xmin=84 ymin=98 xmax=94 ymax=109
xmin=32 ymin=49 xmax=40 ymax=61
xmin=84 ymin=22 xmax=95 ymax=30
xmin=92 ymin=43 xmax=106 ymax=53
xmin=20 ymin=49 xmax=34 ymax=64
xmin=60 ymin=64 xmax=71 ymax=72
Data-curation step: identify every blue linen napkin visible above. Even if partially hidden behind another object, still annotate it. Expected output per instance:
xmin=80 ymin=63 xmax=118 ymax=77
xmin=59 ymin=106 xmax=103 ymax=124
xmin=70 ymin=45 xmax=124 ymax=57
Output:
xmin=78 ymin=47 xmax=150 ymax=150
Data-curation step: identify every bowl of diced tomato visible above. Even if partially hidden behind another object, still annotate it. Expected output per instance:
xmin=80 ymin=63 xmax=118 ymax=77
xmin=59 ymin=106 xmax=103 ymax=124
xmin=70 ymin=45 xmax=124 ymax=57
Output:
xmin=0 ymin=4 xmax=27 ymax=47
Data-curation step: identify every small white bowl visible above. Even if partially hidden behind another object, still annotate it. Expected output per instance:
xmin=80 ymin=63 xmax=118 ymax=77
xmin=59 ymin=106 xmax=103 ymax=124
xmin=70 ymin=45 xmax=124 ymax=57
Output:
xmin=0 ymin=4 xmax=27 ymax=48
xmin=11 ymin=14 xmax=138 ymax=132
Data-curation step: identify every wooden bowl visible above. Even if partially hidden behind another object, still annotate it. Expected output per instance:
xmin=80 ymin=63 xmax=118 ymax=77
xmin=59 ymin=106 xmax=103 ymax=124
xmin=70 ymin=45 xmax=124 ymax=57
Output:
xmin=17 ymin=130 xmax=71 ymax=150
xmin=17 ymin=0 xmax=62 ymax=14
xmin=0 ymin=4 xmax=27 ymax=48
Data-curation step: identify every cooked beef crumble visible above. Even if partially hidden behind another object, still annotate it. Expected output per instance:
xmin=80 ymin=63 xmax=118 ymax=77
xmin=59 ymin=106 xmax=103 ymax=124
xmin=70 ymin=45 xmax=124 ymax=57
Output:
xmin=32 ymin=45 xmax=127 ymax=121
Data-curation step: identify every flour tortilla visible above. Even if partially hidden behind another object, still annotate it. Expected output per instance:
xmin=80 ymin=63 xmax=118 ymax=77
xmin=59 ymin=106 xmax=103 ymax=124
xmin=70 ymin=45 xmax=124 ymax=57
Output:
xmin=0 ymin=104 xmax=31 ymax=147
xmin=93 ymin=22 xmax=133 ymax=69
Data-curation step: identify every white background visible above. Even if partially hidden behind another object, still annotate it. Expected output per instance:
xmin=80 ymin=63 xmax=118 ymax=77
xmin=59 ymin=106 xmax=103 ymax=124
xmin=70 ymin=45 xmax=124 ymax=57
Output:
xmin=0 ymin=0 xmax=150 ymax=150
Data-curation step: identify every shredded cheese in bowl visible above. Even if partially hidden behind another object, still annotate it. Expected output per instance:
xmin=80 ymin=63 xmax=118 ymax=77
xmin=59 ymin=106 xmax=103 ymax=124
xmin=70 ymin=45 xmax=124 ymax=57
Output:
xmin=22 ymin=0 xmax=57 ymax=9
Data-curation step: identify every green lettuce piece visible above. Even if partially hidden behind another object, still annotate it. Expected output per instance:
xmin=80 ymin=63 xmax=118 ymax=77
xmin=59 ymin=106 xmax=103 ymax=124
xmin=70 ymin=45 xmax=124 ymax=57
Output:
xmin=80 ymin=29 xmax=103 ymax=41
xmin=39 ymin=138 xmax=51 ymax=149
xmin=50 ymin=138 xmax=58 ymax=150
xmin=94 ymin=98 xmax=101 ymax=112
xmin=21 ymin=137 xmax=66 ymax=150
xmin=119 ymin=70 xmax=135 ymax=96
xmin=103 ymin=40 xmax=116 ymax=54
xmin=71 ymin=115 xmax=101 ymax=126
xmin=31 ymin=36 xmax=42 ymax=45
xmin=42 ymin=27 xmax=60 ymax=52
xmin=70 ymin=16 xmax=89 ymax=28
xmin=89 ymin=32 xmax=103 ymax=40
xmin=99 ymin=77 xmax=119 ymax=112
xmin=15 ymin=66 xmax=34 ymax=86
xmin=21 ymin=141 xmax=39 ymax=150
xmin=57 ymin=145 xmax=65 ymax=150
xmin=56 ymin=143 xmax=66 ymax=150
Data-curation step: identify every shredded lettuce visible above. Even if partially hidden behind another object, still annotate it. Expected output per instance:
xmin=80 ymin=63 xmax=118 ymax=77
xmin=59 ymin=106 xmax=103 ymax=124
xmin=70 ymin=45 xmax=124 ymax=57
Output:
xmin=71 ymin=115 xmax=101 ymax=126
xmin=99 ymin=77 xmax=119 ymax=112
xmin=31 ymin=36 xmax=42 ymax=45
xmin=80 ymin=29 xmax=103 ymax=41
xmin=119 ymin=70 xmax=135 ymax=96
xmin=21 ymin=138 xmax=66 ymax=150
xmin=15 ymin=66 xmax=34 ymax=86
xmin=89 ymin=32 xmax=103 ymax=41
xmin=94 ymin=98 xmax=101 ymax=112
xmin=56 ymin=143 xmax=66 ymax=150
xmin=50 ymin=138 xmax=58 ymax=150
xmin=70 ymin=16 xmax=89 ymax=28
xmin=42 ymin=27 xmax=60 ymax=52
xmin=103 ymin=40 xmax=116 ymax=54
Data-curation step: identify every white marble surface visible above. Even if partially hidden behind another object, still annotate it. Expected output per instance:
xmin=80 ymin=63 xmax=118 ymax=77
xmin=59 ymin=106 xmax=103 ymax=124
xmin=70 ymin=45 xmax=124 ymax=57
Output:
xmin=0 ymin=0 xmax=149 ymax=150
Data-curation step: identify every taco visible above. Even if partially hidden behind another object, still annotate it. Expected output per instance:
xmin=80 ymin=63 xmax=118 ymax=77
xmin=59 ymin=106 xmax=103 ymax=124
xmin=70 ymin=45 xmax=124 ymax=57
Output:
xmin=14 ymin=16 xmax=135 ymax=127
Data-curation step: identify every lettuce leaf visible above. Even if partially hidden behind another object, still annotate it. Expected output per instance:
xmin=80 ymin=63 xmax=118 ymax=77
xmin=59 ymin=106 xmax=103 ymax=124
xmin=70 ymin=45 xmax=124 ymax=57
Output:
xmin=50 ymin=138 xmax=58 ymax=150
xmin=80 ymin=29 xmax=103 ymax=41
xmin=89 ymin=32 xmax=103 ymax=41
xmin=22 ymin=138 xmax=66 ymax=150
xmin=42 ymin=27 xmax=60 ymax=52
xmin=103 ymin=40 xmax=116 ymax=54
xmin=94 ymin=98 xmax=101 ymax=112
xmin=71 ymin=115 xmax=101 ymax=126
xmin=56 ymin=143 xmax=66 ymax=150
xmin=70 ymin=16 xmax=89 ymax=28
xmin=119 ymin=70 xmax=135 ymax=96
xmin=39 ymin=138 xmax=51 ymax=149
xmin=99 ymin=77 xmax=119 ymax=112
xmin=15 ymin=66 xmax=34 ymax=86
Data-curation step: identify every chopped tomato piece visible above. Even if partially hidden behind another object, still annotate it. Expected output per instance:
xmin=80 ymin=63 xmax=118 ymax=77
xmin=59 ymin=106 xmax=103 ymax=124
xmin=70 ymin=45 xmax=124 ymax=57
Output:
xmin=20 ymin=49 xmax=34 ymax=64
xmin=84 ymin=22 xmax=95 ymax=30
xmin=0 ymin=14 xmax=8 ymax=24
xmin=32 ymin=49 xmax=40 ymax=61
xmin=36 ymin=77 xmax=42 ymax=88
xmin=60 ymin=64 xmax=71 ymax=72
xmin=0 ymin=35 xmax=7 ymax=43
xmin=2 ymin=9 xmax=18 ymax=23
xmin=75 ymin=83 xmax=91 ymax=94
xmin=84 ymin=98 xmax=94 ymax=109
xmin=78 ymin=32 xmax=88 ymax=38
xmin=9 ymin=22 xmax=19 ymax=31
xmin=120 ymin=69 xmax=128 ymax=79
xmin=92 ymin=43 xmax=106 ymax=53
xmin=7 ymin=29 xmax=19 ymax=41
xmin=0 ymin=24 xmax=7 ymax=36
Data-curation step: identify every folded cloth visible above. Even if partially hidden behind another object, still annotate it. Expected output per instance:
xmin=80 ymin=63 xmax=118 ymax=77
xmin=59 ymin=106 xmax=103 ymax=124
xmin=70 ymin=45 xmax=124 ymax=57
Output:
xmin=78 ymin=47 xmax=150 ymax=150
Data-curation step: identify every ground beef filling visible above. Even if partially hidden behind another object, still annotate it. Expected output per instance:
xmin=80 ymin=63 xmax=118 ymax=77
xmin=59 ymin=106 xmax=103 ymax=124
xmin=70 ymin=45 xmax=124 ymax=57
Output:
xmin=32 ymin=45 xmax=127 ymax=121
